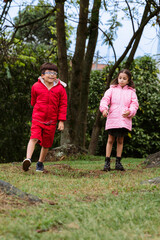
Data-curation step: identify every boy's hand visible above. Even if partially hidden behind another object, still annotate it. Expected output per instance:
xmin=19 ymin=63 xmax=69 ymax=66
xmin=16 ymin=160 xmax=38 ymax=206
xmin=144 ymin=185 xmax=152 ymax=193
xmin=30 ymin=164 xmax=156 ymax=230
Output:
xmin=102 ymin=109 xmax=108 ymax=118
xmin=58 ymin=121 xmax=64 ymax=131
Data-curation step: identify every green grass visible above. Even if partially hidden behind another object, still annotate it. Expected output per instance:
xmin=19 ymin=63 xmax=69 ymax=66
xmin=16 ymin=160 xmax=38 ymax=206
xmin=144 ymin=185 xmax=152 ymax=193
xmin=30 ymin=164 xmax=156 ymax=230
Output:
xmin=0 ymin=156 xmax=160 ymax=240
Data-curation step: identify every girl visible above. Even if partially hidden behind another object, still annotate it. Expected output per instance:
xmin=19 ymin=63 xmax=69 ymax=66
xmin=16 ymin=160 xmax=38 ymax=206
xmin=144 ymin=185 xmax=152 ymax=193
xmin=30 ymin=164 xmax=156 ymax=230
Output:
xmin=99 ymin=69 xmax=139 ymax=171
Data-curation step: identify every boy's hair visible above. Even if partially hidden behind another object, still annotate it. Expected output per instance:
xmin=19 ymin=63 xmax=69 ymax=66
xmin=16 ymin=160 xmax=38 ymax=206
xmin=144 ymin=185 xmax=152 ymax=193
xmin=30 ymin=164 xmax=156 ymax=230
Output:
xmin=40 ymin=62 xmax=58 ymax=74
xmin=111 ymin=69 xmax=135 ymax=88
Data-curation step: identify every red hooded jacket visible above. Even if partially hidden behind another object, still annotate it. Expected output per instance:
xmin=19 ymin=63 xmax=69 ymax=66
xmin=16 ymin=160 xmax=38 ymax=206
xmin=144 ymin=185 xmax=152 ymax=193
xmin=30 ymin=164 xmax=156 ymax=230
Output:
xmin=31 ymin=77 xmax=67 ymax=124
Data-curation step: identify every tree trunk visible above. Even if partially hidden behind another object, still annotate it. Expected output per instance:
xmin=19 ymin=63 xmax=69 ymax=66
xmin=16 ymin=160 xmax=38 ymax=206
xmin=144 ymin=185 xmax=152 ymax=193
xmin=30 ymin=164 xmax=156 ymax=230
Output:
xmin=68 ymin=0 xmax=89 ymax=145
xmin=88 ymin=109 xmax=103 ymax=155
xmin=143 ymin=151 xmax=160 ymax=168
xmin=55 ymin=0 xmax=70 ymax=145
xmin=55 ymin=0 xmax=68 ymax=85
xmin=77 ymin=0 xmax=101 ymax=147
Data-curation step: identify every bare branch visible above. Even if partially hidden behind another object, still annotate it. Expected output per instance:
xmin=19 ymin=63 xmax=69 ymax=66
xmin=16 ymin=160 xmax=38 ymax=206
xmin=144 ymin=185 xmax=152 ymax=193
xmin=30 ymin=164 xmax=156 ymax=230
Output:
xmin=0 ymin=1 xmax=12 ymax=27
xmin=98 ymin=26 xmax=117 ymax=62
xmin=125 ymin=0 xmax=135 ymax=34
xmin=14 ymin=7 xmax=56 ymax=29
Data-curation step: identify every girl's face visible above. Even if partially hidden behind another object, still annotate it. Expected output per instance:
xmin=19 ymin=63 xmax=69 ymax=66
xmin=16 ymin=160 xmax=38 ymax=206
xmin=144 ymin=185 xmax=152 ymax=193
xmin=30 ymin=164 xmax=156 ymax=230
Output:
xmin=118 ymin=72 xmax=129 ymax=88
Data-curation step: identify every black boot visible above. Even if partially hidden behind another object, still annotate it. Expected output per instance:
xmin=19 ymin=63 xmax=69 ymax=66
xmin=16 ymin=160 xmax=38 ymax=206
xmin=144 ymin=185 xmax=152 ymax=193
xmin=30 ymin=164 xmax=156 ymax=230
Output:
xmin=115 ymin=157 xmax=125 ymax=171
xmin=103 ymin=157 xmax=111 ymax=171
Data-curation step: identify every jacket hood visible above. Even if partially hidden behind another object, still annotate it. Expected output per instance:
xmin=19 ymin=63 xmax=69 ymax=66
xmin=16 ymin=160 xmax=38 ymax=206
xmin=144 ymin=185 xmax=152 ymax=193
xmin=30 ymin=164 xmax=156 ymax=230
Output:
xmin=110 ymin=84 xmax=136 ymax=92
xmin=38 ymin=76 xmax=67 ymax=88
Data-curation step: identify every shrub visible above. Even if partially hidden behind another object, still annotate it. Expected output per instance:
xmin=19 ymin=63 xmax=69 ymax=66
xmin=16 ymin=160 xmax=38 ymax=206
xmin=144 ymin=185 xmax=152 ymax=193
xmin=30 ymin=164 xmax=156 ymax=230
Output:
xmin=87 ymin=56 xmax=160 ymax=157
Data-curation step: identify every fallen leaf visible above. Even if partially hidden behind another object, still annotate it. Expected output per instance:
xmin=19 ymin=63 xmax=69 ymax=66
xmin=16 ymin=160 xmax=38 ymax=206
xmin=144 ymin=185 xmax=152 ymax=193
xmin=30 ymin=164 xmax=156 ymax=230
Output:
xmin=66 ymin=222 xmax=79 ymax=229
xmin=111 ymin=190 xmax=119 ymax=196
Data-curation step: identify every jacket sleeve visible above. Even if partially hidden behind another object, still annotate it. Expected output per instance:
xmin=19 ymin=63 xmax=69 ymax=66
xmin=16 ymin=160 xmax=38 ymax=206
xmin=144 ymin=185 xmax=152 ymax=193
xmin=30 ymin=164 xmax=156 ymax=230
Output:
xmin=31 ymin=85 xmax=37 ymax=107
xmin=58 ymin=87 xmax=68 ymax=121
xmin=128 ymin=91 xmax=139 ymax=117
xmin=99 ymin=88 xmax=112 ymax=113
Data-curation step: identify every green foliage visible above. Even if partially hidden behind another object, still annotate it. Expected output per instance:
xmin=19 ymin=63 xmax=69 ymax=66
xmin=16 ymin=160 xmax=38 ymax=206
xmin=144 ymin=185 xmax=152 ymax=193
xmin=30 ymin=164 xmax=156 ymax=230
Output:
xmin=88 ymin=56 xmax=160 ymax=157
xmin=0 ymin=35 xmax=60 ymax=162
xmin=12 ymin=0 xmax=72 ymax=52
xmin=13 ymin=0 xmax=56 ymax=45
xmin=0 ymin=56 xmax=37 ymax=163
xmin=127 ymin=56 xmax=160 ymax=157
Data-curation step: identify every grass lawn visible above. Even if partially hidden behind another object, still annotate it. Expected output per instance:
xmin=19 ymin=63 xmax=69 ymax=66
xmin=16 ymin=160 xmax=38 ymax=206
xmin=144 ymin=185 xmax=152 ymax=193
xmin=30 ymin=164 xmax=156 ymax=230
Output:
xmin=0 ymin=156 xmax=160 ymax=240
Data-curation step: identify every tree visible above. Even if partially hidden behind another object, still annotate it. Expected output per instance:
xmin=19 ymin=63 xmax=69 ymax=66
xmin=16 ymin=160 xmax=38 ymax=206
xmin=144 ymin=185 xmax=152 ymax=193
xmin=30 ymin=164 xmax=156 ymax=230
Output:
xmin=56 ymin=0 xmax=102 ymax=147
xmin=68 ymin=0 xmax=90 ymax=146
xmin=55 ymin=0 xmax=70 ymax=145
xmin=78 ymin=0 xmax=101 ymax=147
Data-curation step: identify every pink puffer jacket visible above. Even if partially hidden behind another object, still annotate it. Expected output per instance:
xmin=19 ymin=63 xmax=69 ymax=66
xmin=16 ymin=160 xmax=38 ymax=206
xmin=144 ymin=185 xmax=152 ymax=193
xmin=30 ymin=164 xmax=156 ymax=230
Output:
xmin=99 ymin=84 xmax=139 ymax=131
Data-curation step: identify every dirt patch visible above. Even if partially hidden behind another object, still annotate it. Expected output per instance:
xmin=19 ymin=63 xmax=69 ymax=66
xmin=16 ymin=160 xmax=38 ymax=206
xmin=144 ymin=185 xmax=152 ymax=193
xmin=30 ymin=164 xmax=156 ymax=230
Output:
xmin=8 ymin=163 xmax=144 ymax=178
xmin=42 ymin=164 xmax=142 ymax=178
xmin=42 ymin=164 xmax=107 ymax=178
xmin=0 ymin=188 xmax=56 ymax=211
xmin=2 ymin=163 xmax=146 ymax=181
xmin=8 ymin=163 xmax=107 ymax=178
xmin=0 ymin=190 xmax=37 ymax=213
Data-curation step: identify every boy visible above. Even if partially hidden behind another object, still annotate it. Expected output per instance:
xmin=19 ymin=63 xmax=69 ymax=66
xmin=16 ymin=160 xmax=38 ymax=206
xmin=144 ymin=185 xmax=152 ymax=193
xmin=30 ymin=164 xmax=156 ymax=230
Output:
xmin=22 ymin=62 xmax=67 ymax=172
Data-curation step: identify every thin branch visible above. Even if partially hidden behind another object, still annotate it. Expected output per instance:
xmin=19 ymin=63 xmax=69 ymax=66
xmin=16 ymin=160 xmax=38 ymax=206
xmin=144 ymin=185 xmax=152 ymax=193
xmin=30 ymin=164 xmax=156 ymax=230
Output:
xmin=146 ymin=0 xmax=159 ymax=8
xmin=0 ymin=1 xmax=12 ymax=27
xmin=85 ymin=13 xmax=117 ymax=62
xmin=98 ymin=26 xmax=117 ymax=62
xmin=14 ymin=7 xmax=56 ymax=29
xmin=125 ymin=0 xmax=135 ymax=34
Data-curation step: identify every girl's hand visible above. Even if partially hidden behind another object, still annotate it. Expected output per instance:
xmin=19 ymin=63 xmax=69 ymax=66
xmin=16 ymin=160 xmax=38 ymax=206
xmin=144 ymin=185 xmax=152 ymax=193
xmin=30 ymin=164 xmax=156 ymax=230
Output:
xmin=122 ymin=110 xmax=130 ymax=118
xmin=102 ymin=109 xmax=108 ymax=117
xmin=58 ymin=121 xmax=64 ymax=131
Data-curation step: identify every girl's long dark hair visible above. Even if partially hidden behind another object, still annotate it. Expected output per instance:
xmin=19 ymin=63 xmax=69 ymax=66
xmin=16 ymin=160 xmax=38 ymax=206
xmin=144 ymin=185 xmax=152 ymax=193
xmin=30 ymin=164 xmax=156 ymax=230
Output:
xmin=111 ymin=69 xmax=135 ymax=88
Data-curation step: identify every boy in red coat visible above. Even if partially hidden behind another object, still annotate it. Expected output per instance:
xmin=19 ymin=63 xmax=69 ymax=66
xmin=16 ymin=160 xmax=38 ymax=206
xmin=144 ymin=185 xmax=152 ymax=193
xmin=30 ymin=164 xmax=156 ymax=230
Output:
xmin=22 ymin=63 xmax=67 ymax=172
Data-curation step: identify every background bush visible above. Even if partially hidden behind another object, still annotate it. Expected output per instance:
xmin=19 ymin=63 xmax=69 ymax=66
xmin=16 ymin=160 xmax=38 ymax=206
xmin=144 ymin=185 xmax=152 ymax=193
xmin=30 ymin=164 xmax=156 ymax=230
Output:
xmin=0 ymin=54 xmax=159 ymax=162
xmin=0 ymin=39 xmax=59 ymax=163
xmin=87 ymin=56 xmax=160 ymax=158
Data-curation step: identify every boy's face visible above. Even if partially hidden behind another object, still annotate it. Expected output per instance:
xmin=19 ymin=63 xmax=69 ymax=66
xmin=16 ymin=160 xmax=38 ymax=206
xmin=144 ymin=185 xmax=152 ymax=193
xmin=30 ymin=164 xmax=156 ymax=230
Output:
xmin=41 ymin=70 xmax=57 ymax=84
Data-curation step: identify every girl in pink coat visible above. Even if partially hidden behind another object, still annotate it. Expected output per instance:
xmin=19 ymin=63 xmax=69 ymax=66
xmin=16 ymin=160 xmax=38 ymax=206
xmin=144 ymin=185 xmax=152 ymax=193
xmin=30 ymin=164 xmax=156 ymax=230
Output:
xmin=99 ymin=69 xmax=139 ymax=171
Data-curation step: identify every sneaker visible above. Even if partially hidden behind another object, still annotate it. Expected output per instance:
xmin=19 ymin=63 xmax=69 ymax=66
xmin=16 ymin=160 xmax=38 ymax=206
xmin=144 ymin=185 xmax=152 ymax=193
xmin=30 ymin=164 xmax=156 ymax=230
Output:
xmin=22 ymin=158 xmax=31 ymax=171
xmin=36 ymin=162 xmax=44 ymax=172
